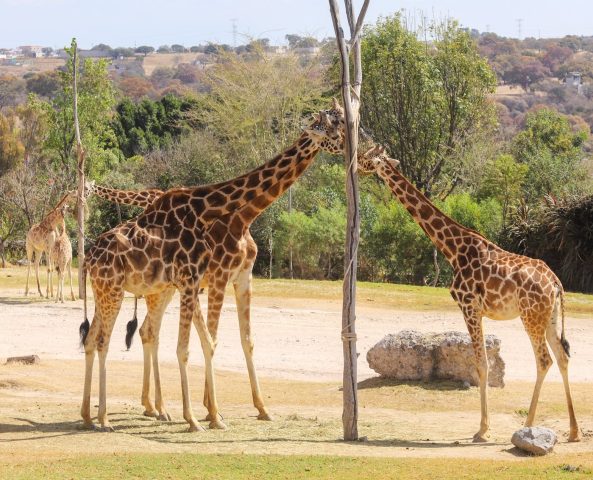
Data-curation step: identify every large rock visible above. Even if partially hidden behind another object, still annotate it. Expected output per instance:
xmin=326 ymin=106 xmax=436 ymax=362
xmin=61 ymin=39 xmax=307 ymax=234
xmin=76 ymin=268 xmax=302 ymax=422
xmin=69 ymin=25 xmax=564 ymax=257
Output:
xmin=511 ymin=427 xmax=557 ymax=455
xmin=366 ymin=330 xmax=505 ymax=387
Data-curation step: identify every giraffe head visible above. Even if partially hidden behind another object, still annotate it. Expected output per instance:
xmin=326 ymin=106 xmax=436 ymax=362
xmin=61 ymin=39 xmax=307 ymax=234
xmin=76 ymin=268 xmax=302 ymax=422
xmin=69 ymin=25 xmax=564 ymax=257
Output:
xmin=357 ymin=144 xmax=400 ymax=175
xmin=303 ymin=98 xmax=346 ymax=154
xmin=83 ymin=180 xmax=96 ymax=198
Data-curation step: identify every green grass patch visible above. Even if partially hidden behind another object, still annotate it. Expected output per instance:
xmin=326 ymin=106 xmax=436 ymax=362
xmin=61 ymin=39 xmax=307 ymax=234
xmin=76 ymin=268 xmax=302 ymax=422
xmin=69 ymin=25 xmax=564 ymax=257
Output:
xmin=3 ymin=453 xmax=593 ymax=480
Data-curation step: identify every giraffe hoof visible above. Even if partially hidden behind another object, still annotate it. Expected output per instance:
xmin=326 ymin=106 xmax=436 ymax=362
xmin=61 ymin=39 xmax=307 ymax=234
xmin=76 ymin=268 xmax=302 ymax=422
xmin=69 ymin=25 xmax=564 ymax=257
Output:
xmin=80 ymin=421 xmax=97 ymax=431
xmin=157 ymin=413 xmax=172 ymax=422
xmin=209 ymin=419 xmax=227 ymax=430
xmin=568 ymin=432 xmax=582 ymax=443
xmin=100 ymin=425 xmax=115 ymax=433
xmin=143 ymin=409 xmax=158 ymax=418
xmin=187 ymin=423 xmax=205 ymax=432
xmin=257 ymin=412 xmax=273 ymax=421
xmin=472 ymin=432 xmax=489 ymax=443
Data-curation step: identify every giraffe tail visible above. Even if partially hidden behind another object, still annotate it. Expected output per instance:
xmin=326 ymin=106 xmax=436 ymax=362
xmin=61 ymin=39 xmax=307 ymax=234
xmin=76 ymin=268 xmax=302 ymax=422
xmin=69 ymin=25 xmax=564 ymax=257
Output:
xmin=558 ymin=284 xmax=570 ymax=357
xmin=79 ymin=259 xmax=90 ymax=347
xmin=125 ymin=296 xmax=139 ymax=351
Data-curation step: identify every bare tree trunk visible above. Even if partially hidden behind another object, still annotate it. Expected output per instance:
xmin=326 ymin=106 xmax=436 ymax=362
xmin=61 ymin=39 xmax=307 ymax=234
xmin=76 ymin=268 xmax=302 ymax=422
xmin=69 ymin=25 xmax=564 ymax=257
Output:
xmin=72 ymin=38 xmax=86 ymax=299
xmin=431 ymin=247 xmax=440 ymax=287
xmin=329 ymin=0 xmax=370 ymax=442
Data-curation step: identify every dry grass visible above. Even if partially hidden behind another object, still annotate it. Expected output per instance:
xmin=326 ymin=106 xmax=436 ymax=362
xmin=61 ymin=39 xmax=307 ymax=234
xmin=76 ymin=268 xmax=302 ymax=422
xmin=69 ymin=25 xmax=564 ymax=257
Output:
xmin=3 ymin=266 xmax=593 ymax=317
xmin=1 ymin=359 xmax=592 ymax=467
xmin=141 ymin=52 xmax=202 ymax=75
xmin=0 ymin=57 xmax=65 ymax=78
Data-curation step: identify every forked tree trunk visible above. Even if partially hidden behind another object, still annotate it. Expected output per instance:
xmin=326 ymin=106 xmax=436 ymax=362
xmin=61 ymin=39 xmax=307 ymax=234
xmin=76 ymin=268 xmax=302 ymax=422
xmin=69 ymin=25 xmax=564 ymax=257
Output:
xmin=72 ymin=38 xmax=86 ymax=299
xmin=329 ymin=0 xmax=370 ymax=442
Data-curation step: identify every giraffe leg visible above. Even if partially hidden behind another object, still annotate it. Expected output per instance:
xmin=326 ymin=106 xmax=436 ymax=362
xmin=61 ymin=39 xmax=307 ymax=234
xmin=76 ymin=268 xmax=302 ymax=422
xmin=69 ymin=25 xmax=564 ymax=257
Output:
xmin=139 ymin=289 xmax=175 ymax=421
xmin=24 ymin=243 xmax=33 ymax=296
xmin=46 ymin=253 xmax=53 ymax=299
xmin=81 ymin=313 xmax=100 ymax=429
xmin=177 ymin=289 xmax=204 ymax=432
xmin=463 ymin=309 xmax=490 ymax=442
xmin=202 ymin=272 xmax=228 ymax=421
xmin=522 ymin=316 xmax=552 ymax=429
xmin=191 ymin=292 xmax=225 ymax=430
xmin=95 ymin=290 xmax=123 ymax=432
xmin=233 ymin=266 xmax=271 ymax=420
xmin=68 ymin=260 xmax=75 ymax=301
xmin=34 ymin=251 xmax=43 ymax=297
xmin=546 ymin=314 xmax=581 ymax=442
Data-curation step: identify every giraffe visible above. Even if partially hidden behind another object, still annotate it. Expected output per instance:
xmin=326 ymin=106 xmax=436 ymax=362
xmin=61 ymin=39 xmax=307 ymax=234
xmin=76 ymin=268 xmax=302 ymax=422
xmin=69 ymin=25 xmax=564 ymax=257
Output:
xmin=84 ymin=182 xmax=276 ymax=421
xmin=80 ymin=102 xmax=346 ymax=432
xmin=357 ymin=145 xmax=581 ymax=443
xmin=25 ymin=192 xmax=74 ymax=298
xmin=50 ymin=215 xmax=75 ymax=302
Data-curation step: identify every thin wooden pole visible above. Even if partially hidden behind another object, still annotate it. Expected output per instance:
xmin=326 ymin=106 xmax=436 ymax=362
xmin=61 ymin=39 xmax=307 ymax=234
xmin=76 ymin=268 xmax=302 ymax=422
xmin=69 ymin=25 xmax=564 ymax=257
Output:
xmin=72 ymin=38 xmax=86 ymax=298
xmin=328 ymin=0 xmax=370 ymax=441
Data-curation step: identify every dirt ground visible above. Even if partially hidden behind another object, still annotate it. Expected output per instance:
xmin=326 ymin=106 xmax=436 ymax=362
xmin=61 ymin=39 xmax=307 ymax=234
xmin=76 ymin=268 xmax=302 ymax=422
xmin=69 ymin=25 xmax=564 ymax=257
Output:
xmin=1 ymin=277 xmax=593 ymax=463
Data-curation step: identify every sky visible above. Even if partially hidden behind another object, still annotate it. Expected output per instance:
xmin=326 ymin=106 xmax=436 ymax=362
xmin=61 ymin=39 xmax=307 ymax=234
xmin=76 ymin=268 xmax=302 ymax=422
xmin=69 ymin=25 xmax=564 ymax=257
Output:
xmin=1 ymin=0 xmax=593 ymax=49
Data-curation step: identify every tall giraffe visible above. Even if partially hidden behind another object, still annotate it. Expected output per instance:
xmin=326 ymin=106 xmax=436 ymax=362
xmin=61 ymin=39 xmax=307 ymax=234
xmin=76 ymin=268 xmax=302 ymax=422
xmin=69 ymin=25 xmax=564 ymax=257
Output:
xmin=80 ymin=103 xmax=345 ymax=432
xmin=50 ymin=215 xmax=75 ymax=302
xmin=25 ymin=192 xmax=74 ymax=298
xmin=357 ymin=145 xmax=580 ymax=443
xmin=85 ymin=182 xmax=276 ymax=421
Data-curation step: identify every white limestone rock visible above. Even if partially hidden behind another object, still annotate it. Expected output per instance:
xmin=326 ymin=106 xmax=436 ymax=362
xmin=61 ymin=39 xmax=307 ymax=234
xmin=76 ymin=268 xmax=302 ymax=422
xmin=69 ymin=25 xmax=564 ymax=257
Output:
xmin=366 ymin=330 xmax=505 ymax=387
xmin=511 ymin=427 xmax=557 ymax=456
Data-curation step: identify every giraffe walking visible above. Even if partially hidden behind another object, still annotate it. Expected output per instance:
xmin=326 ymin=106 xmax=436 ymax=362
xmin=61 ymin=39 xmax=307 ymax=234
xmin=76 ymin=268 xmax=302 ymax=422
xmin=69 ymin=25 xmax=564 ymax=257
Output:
xmin=357 ymin=145 xmax=580 ymax=443
xmin=80 ymin=103 xmax=345 ymax=432
xmin=50 ymin=215 xmax=75 ymax=303
xmin=25 ymin=193 xmax=74 ymax=298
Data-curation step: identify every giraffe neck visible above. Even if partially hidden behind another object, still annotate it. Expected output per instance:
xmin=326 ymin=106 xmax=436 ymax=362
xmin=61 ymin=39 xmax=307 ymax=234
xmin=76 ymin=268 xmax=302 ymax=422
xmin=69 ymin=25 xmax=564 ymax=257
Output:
xmin=153 ymin=131 xmax=321 ymax=225
xmin=233 ymin=131 xmax=321 ymax=224
xmin=40 ymin=194 xmax=70 ymax=230
xmin=376 ymin=163 xmax=485 ymax=264
xmin=93 ymin=185 xmax=163 ymax=209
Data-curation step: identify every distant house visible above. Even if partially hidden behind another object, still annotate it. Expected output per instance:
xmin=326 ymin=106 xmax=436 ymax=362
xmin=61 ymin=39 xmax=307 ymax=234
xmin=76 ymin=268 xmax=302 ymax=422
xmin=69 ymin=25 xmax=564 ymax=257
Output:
xmin=18 ymin=45 xmax=44 ymax=57
xmin=565 ymin=71 xmax=584 ymax=95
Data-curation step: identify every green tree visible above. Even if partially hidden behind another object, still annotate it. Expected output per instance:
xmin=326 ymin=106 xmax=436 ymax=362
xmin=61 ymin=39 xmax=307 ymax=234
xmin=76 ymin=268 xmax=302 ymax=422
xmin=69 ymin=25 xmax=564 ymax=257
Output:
xmin=360 ymin=14 xmax=497 ymax=198
xmin=42 ymin=44 xmax=117 ymax=182
xmin=135 ymin=45 xmax=155 ymax=56
xmin=512 ymin=108 xmax=589 ymax=201
xmin=477 ymin=154 xmax=528 ymax=228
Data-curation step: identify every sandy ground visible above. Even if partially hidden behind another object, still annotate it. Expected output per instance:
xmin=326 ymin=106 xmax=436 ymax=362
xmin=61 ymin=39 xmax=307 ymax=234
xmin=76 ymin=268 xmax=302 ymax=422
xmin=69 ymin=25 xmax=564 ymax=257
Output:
xmin=1 ymin=287 xmax=593 ymax=383
xmin=1 ymin=284 xmax=593 ymax=462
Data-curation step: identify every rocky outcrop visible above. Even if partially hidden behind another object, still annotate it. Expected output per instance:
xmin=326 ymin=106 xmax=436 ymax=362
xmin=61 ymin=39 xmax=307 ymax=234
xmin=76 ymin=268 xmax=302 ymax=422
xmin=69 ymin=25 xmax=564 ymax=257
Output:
xmin=366 ymin=330 xmax=505 ymax=387
xmin=511 ymin=427 xmax=557 ymax=455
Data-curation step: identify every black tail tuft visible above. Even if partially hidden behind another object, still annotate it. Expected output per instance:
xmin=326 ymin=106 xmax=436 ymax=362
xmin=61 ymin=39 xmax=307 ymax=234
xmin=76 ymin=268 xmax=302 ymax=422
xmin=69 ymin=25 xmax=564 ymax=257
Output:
xmin=79 ymin=318 xmax=90 ymax=347
xmin=561 ymin=333 xmax=571 ymax=358
xmin=125 ymin=316 xmax=138 ymax=351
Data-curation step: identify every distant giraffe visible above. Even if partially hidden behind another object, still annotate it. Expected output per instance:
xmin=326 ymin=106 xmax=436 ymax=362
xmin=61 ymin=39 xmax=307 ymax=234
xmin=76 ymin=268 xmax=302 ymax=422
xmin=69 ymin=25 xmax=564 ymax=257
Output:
xmin=358 ymin=145 xmax=580 ymax=442
xmin=25 ymin=192 xmax=73 ymax=298
xmin=80 ymin=103 xmax=346 ymax=432
xmin=50 ymin=215 xmax=75 ymax=302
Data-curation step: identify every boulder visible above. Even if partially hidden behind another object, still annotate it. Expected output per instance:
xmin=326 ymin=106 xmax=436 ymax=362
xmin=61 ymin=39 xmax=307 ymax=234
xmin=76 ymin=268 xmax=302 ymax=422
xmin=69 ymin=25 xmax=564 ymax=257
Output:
xmin=511 ymin=427 xmax=557 ymax=455
xmin=366 ymin=330 xmax=505 ymax=387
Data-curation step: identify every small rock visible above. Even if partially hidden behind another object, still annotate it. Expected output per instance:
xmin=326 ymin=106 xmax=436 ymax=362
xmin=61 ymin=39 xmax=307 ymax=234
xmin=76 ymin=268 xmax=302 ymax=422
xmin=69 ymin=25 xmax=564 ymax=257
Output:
xmin=462 ymin=381 xmax=471 ymax=389
xmin=6 ymin=355 xmax=41 ymax=365
xmin=511 ymin=427 xmax=557 ymax=456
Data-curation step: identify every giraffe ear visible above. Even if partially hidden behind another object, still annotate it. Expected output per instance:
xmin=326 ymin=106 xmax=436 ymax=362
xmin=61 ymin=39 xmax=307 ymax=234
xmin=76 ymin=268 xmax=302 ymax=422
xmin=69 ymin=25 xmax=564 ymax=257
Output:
xmin=387 ymin=158 xmax=400 ymax=169
xmin=332 ymin=97 xmax=341 ymax=110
